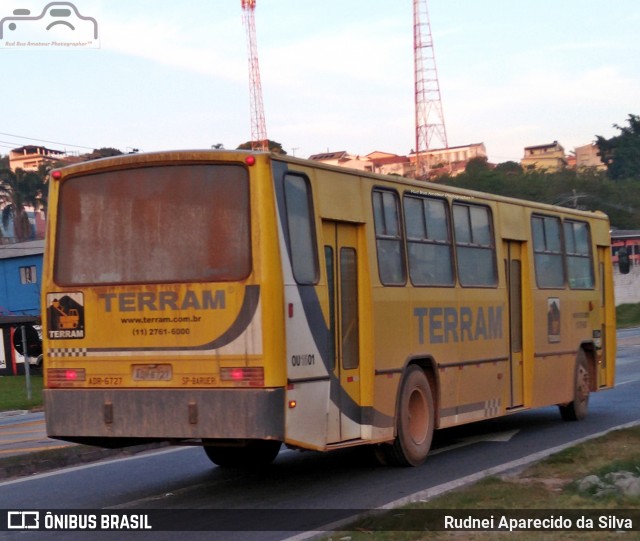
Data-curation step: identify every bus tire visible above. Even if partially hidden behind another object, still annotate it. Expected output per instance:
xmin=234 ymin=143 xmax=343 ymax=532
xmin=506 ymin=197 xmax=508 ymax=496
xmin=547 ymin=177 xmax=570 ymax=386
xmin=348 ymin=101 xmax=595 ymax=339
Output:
xmin=559 ymin=350 xmax=590 ymax=422
xmin=385 ymin=365 xmax=434 ymax=467
xmin=203 ymin=440 xmax=282 ymax=468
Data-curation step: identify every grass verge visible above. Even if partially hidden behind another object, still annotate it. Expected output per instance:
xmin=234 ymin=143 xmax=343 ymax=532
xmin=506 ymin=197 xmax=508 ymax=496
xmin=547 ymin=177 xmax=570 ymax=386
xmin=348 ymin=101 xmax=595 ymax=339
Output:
xmin=616 ymin=303 xmax=640 ymax=328
xmin=0 ymin=374 xmax=43 ymax=411
xmin=327 ymin=426 xmax=640 ymax=540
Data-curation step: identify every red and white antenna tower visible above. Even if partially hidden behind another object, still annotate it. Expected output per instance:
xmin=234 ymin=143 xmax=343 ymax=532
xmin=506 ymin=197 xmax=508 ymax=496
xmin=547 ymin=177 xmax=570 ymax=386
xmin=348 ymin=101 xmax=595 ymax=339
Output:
xmin=413 ymin=0 xmax=448 ymax=179
xmin=241 ymin=0 xmax=268 ymax=151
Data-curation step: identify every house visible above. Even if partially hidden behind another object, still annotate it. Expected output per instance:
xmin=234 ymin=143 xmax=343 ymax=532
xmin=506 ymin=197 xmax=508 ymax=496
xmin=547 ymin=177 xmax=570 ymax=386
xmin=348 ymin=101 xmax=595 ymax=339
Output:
xmin=574 ymin=143 xmax=606 ymax=171
xmin=365 ymin=152 xmax=412 ymax=176
xmin=0 ymin=239 xmax=43 ymax=375
xmin=409 ymin=143 xmax=488 ymax=178
xmin=521 ymin=141 xmax=567 ymax=172
xmin=9 ymin=145 xmax=67 ymax=172
xmin=308 ymin=151 xmax=374 ymax=172
xmin=308 ymin=146 xmax=484 ymax=179
xmin=0 ymin=239 xmax=43 ymax=316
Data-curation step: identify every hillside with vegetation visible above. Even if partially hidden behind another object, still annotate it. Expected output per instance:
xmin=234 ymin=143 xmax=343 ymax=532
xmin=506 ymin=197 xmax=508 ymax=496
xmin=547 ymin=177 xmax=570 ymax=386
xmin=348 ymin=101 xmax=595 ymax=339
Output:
xmin=438 ymin=114 xmax=640 ymax=231
xmin=440 ymin=164 xmax=640 ymax=230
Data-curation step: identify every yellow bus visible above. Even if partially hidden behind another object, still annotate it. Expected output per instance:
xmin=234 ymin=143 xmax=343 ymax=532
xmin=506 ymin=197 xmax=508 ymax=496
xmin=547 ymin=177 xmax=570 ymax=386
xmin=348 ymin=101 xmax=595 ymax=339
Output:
xmin=42 ymin=150 xmax=616 ymax=467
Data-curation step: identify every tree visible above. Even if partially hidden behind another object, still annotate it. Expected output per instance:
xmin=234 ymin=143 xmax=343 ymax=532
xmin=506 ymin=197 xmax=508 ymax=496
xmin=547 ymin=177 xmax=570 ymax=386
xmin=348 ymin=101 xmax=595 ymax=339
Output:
xmin=0 ymin=164 xmax=47 ymax=242
xmin=495 ymin=161 xmax=523 ymax=175
xmin=81 ymin=147 xmax=124 ymax=160
xmin=236 ymin=140 xmax=287 ymax=155
xmin=595 ymin=114 xmax=640 ymax=180
xmin=464 ymin=156 xmax=491 ymax=175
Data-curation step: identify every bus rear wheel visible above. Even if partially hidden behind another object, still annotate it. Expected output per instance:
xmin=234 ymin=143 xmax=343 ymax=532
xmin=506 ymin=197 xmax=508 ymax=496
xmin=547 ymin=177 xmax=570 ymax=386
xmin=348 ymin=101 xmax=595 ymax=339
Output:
xmin=559 ymin=350 xmax=590 ymax=421
xmin=382 ymin=365 xmax=434 ymax=467
xmin=203 ymin=440 xmax=282 ymax=468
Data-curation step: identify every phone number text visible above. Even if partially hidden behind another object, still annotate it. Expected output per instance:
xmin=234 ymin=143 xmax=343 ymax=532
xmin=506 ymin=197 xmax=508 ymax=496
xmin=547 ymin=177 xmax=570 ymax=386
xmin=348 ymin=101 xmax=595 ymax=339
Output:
xmin=132 ymin=328 xmax=191 ymax=337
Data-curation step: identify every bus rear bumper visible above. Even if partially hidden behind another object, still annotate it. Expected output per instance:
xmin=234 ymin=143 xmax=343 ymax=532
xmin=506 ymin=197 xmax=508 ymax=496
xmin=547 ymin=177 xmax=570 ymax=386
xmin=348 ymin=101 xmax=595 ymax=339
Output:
xmin=44 ymin=388 xmax=285 ymax=445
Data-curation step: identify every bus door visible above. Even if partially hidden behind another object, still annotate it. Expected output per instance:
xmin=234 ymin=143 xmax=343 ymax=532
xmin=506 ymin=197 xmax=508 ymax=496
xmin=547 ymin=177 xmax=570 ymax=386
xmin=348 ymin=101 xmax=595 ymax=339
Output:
xmin=505 ymin=241 xmax=524 ymax=408
xmin=597 ymin=246 xmax=609 ymax=387
xmin=323 ymin=221 xmax=361 ymax=443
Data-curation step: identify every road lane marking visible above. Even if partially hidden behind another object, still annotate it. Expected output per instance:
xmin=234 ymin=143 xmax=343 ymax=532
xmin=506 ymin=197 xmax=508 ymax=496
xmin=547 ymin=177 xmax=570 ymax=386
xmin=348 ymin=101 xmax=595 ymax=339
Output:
xmin=0 ymin=411 xmax=28 ymax=419
xmin=0 ymin=445 xmax=71 ymax=455
xmin=615 ymin=377 xmax=640 ymax=386
xmin=0 ymin=429 xmax=46 ymax=436
xmin=429 ymin=429 xmax=520 ymax=456
xmin=0 ymin=437 xmax=51 ymax=445
xmin=1 ymin=424 xmax=44 ymax=430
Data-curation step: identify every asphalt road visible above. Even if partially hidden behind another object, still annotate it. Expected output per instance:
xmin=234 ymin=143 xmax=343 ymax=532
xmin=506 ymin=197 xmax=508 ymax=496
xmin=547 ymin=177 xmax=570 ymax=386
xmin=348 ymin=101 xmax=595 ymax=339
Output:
xmin=1 ymin=328 xmax=640 ymax=540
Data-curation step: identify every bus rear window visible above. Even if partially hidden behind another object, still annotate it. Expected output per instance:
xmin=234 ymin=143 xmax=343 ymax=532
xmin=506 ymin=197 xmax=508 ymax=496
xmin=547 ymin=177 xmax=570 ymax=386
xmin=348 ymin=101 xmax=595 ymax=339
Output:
xmin=55 ymin=164 xmax=251 ymax=285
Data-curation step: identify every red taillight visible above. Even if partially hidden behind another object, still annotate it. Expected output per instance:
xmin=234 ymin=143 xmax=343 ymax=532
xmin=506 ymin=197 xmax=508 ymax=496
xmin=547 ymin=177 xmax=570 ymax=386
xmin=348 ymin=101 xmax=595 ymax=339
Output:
xmin=220 ymin=367 xmax=264 ymax=386
xmin=47 ymin=368 xmax=86 ymax=387
xmin=245 ymin=155 xmax=256 ymax=166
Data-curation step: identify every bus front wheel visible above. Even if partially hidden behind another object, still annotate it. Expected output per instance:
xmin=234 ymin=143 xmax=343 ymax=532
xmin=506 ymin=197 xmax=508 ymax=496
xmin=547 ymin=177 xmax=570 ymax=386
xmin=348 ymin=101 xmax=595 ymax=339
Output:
xmin=203 ymin=440 xmax=282 ymax=468
xmin=383 ymin=365 xmax=434 ymax=467
xmin=559 ymin=350 xmax=590 ymax=421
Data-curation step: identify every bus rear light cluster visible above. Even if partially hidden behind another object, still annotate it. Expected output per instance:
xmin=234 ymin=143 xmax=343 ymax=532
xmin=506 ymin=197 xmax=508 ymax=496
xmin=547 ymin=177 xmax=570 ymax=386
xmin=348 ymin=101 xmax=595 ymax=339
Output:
xmin=220 ymin=367 xmax=264 ymax=386
xmin=47 ymin=368 xmax=86 ymax=387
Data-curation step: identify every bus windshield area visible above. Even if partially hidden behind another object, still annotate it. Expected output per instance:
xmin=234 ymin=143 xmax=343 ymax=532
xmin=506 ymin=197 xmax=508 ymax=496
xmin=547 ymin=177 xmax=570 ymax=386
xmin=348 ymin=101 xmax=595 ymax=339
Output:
xmin=54 ymin=164 xmax=251 ymax=285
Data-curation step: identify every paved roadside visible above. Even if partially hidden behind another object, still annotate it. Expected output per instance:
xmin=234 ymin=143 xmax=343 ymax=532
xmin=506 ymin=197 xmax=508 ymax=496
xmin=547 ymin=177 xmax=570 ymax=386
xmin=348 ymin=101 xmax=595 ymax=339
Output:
xmin=0 ymin=411 xmax=164 ymax=480
xmin=0 ymin=410 xmax=73 ymax=458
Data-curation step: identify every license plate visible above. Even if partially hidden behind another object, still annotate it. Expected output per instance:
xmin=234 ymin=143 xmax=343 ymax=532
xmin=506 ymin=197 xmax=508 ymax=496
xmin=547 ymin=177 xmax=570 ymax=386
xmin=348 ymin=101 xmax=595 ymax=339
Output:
xmin=132 ymin=364 xmax=173 ymax=381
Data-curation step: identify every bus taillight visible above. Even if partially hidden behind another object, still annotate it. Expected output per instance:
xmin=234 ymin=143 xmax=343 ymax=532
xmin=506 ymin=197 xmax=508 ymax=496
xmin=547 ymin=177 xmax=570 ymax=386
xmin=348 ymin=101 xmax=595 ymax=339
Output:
xmin=47 ymin=368 xmax=86 ymax=387
xmin=220 ymin=367 xmax=264 ymax=387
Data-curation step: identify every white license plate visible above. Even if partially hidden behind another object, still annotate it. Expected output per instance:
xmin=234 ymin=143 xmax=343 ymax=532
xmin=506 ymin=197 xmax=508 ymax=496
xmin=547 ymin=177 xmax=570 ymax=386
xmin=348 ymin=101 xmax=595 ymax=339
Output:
xmin=132 ymin=364 xmax=173 ymax=381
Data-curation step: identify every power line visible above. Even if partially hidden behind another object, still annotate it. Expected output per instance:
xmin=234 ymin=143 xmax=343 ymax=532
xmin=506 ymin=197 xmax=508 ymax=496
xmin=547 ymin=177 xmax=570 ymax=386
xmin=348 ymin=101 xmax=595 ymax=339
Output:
xmin=0 ymin=139 xmax=67 ymax=150
xmin=0 ymin=132 xmax=94 ymax=150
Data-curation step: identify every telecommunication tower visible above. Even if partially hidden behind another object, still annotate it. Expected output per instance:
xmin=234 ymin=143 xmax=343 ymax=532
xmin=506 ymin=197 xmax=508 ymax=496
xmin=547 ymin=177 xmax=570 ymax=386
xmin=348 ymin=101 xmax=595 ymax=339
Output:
xmin=413 ymin=0 xmax=448 ymax=178
xmin=241 ymin=0 xmax=268 ymax=151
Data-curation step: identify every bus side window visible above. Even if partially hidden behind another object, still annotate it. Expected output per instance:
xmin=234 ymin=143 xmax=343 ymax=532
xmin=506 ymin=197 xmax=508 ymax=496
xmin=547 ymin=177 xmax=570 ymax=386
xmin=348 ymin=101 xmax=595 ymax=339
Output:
xmin=452 ymin=203 xmax=497 ymax=287
xmin=372 ymin=189 xmax=406 ymax=285
xmin=532 ymin=215 xmax=565 ymax=288
xmin=284 ymin=174 xmax=319 ymax=284
xmin=563 ymin=220 xmax=595 ymax=288
xmin=404 ymin=195 xmax=454 ymax=286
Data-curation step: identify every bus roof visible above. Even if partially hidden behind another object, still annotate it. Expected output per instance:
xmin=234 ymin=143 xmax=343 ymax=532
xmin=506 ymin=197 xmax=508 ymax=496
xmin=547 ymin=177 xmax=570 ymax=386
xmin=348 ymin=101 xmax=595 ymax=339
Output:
xmin=51 ymin=149 xmax=610 ymax=224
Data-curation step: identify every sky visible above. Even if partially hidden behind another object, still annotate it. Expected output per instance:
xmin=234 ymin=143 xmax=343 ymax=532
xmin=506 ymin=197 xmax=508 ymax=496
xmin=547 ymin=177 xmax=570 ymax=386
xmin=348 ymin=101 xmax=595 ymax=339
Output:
xmin=0 ymin=0 xmax=638 ymax=163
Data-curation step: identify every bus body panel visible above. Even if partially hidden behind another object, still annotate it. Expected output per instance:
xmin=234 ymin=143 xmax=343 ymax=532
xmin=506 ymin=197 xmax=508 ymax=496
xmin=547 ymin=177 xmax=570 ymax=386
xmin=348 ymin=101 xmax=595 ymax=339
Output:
xmin=44 ymin=387 xmax=284 ymax=442
xmin=274 ymin=160 xmax=385 ymax=449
